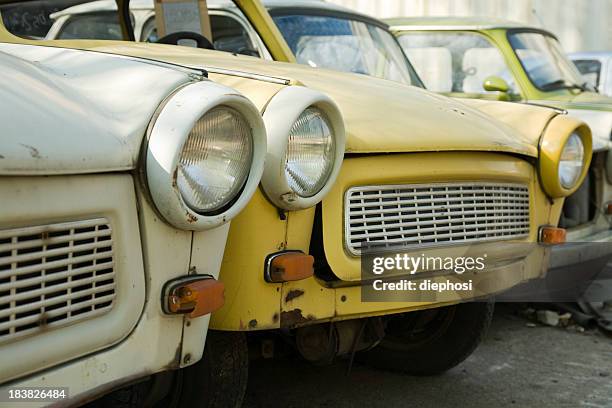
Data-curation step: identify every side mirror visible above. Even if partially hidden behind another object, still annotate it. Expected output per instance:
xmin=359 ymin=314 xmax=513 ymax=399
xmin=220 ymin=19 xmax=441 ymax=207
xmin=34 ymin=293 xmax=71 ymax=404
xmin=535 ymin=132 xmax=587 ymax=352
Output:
xmin=483 ymin=76 xmax=510 ymax=93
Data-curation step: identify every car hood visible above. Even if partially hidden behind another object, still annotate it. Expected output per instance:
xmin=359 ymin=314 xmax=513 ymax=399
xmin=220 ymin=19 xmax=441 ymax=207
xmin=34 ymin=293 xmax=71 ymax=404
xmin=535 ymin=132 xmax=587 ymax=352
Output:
xmin=528 ymin=92 xmax=612 ymax=151
xmin=0 ymin=43 xmax=195 ymax=175
xmin=84 ymin=42 xmax=540 ymax=158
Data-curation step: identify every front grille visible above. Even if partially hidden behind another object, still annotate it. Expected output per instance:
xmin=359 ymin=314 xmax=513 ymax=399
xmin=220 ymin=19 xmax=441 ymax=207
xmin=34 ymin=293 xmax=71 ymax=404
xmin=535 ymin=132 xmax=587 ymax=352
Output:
xmin=0 ymin=218 xmax=115 ymax=344
xmin=345 ymin=182 xmax=530 ymax=255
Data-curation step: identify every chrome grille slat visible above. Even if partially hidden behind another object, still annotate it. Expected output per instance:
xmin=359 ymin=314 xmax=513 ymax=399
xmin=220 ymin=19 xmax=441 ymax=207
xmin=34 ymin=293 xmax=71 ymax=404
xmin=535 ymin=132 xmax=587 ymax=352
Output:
xmin=348 ymin=212 xmax=529 ymax=233
xmin=347 ymin=201 xmax=528 ymax=217
xmin=0 ymin=295 xmax=115 ymax=333
xmin=0 ymin=261 xmax=114 ymax=292
xmin=344 ymin=182 xmax=530 ymax=255
xmin=348 ymin=219 xmax=530 ymax=240
xmin=0 ymin=249 xmax=113 ymax=280
xmin=347 ymin=190 xmax=529 ymax=207
xmin=0 ymin=218 xmax=116 ymax=344
xmin=0 ymin=308 xmax=112 ymax=343
xmin=0 ymin=229 xmax=112 ymax=253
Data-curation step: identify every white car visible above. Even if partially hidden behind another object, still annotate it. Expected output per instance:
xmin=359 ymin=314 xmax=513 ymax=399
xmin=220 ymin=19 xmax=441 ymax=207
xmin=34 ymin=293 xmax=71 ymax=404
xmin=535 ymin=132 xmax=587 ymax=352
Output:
xmin=0 ymin=42 xmax=267 ymax=406
xmin=570 ymin=52 xmax=612 ymax=97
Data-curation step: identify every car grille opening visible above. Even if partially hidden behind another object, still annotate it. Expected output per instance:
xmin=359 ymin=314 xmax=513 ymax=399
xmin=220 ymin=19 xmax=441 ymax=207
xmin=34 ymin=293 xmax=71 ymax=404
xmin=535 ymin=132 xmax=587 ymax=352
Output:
xmin=345 ymin=182 xmax=530 ymax=255
xmin=0 ymin=218 xmax=115 ymax=344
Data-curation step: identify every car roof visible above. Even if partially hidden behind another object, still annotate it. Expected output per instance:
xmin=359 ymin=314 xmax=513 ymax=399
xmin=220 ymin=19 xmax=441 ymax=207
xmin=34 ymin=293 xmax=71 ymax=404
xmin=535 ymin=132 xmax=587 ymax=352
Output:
xmin=385 ymin=16 xmax=538 ymax=31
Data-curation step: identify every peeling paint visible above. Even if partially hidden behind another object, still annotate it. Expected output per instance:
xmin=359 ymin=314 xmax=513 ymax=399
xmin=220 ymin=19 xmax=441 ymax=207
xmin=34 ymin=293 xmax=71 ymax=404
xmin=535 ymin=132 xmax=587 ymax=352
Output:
xmin=186 ymin=212 xmax=198 ymax=223
xmin=280 ymin=308 xmax=315 ymax=328
xmin=285 ymin=289 xmax=304 ymax=303
xmin=19 ymin=143 xmax=41 ymax=159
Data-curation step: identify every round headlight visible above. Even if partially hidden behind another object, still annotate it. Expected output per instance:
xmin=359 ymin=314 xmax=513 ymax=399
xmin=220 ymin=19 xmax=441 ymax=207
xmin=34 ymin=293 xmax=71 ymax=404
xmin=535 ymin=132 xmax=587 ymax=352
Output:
xmin=177 ymin=106 xmax=253 ymax=213
xmin=285 ymin=108 xmax=335 ymax=197
xmin=558 ymin=133 xmax=585 ymax=189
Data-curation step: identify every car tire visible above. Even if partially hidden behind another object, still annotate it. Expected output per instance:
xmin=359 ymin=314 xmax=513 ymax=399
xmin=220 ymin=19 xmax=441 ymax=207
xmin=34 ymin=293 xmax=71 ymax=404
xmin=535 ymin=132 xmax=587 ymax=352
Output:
xmin=358 ymin=300 xmax=494 ymax=375
xmin=179 ymin=330 xmax=249 ymax=408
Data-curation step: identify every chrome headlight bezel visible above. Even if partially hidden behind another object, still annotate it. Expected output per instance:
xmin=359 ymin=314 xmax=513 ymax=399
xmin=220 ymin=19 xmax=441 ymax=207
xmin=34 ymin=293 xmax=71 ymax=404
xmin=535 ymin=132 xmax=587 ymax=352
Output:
xmin=539 ymin=117 xmax=592 ymax=198
xmin=145 ymin=81 xmax=266 ymax=230
xmin=558 ymin=133 xmax=585 ymax=189
xmin=260 ymin=86 xmax=345 ymax=210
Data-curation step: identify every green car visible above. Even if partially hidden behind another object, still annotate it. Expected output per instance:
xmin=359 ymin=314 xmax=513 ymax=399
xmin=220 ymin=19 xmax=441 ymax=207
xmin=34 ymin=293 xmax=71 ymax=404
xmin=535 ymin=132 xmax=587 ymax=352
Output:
xmin=387 ymin=17 xmax=612 ymax=299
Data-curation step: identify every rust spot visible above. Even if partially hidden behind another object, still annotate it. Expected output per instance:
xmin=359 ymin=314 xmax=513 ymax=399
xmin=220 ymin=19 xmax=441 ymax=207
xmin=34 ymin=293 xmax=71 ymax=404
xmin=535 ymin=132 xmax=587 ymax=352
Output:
xmin=37 ymin=312 xmax=49 ymax=327
xmin=249 ymin=319 xmax=257 ymax=328
xmin=164 ymin=343 xmax=183 ymax=370
xmin=285 ymin=289 xmax=304 ymax=303
xmin=187 ymin=212 xmax=198 ymax=223
xmin=272 ymin=313 xmax=279 ymax=323
xmin=172 ymin=168 xmax=178 ymax=188
xmin=280 ymin=308 xmax=315 ymax=329
xmin=19 ymin=143 xmax=41 ymax=159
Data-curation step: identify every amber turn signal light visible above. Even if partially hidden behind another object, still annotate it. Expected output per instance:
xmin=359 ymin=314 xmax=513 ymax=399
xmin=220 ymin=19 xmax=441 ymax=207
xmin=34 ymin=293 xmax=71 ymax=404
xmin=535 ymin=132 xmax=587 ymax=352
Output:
xmin=163 ymin=276 xmax=225 ymax=318
xmin=264 ymin=251 xmax=314 ymax=283
xmin=539 ymin=226 xmax=567 ymax=245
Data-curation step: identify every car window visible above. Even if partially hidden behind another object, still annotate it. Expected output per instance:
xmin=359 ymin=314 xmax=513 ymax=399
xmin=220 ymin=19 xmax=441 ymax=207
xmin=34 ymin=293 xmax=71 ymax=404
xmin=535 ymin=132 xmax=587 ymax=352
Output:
xmin=572 ymin=59 xmax=602 ymax=91
xmin=209 ymin=14 xmax=260 ymax=57
xmin=0 ymin=0 xmax=84 ymax=39
xmin=397 ymin=31 xmax=516 ymax=95
xmin=271 ymin=13 xmax=420 ymax=86
xmin=141 ymin=14 xmax=260 ymax=57
xmin=508 ymin=32 xmax=585 ymax=92
xmin=58 ymin=11 xmax=125 ymax=40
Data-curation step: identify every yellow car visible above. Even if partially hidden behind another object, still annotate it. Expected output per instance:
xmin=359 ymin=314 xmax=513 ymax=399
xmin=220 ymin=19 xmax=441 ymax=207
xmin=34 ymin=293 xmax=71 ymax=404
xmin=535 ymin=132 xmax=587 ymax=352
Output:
xmin=0 ymin=0 xmax=593 ymax=405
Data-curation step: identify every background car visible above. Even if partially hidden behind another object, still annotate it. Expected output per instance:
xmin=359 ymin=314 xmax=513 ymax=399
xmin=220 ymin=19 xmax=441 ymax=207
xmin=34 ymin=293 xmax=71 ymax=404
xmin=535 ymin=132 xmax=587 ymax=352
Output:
xmin=387 ymin=17 xmax=612 ymax=299
xmin=0 ymin=41 xmax=267 ymax=406
xmin=570 ymin=52 xmax=612 ymax=97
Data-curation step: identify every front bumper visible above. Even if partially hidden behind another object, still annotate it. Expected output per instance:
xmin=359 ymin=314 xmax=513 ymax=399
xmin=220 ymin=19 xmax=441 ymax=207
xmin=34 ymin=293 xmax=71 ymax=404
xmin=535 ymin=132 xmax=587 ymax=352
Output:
xmin=499 ymin=228 xmax=612 ymax=302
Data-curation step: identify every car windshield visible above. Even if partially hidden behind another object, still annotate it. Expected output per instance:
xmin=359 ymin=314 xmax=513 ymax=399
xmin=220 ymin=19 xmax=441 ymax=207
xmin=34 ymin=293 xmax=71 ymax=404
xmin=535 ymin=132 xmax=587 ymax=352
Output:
xmin=270 ymin=12 xmax=422 ymax=87
xmin=397 ymin=31 xmax=516 ymax=95
xmin=508 ymin=31 xmax=587 ymax=92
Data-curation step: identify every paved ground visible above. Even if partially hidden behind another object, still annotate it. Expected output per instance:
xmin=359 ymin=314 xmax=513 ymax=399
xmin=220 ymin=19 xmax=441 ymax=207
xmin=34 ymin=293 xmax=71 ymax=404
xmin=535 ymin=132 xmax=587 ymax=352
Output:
xmin=244 ymin=305 xmax=612 ymax=408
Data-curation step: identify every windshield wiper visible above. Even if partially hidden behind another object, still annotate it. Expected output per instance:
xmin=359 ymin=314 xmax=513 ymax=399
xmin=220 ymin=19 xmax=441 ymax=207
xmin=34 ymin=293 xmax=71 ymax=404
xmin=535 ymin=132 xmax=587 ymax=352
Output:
xmin=540 ymin=79 xmax=584 ymax=92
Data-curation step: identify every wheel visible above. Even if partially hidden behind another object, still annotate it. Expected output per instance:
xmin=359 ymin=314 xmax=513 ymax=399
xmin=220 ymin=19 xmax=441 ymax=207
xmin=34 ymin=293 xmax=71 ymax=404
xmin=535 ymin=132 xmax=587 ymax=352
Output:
xmin=178 ymin=331 xmax=249 ymax=408
xmin=358 ymin=300 xmax=494 ymax=375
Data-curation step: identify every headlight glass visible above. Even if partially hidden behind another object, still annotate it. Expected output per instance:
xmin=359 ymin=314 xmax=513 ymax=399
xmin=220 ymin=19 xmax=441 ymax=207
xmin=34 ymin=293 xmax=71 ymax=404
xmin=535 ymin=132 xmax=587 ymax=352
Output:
xmin=177 ymin=106 xmax=253 ymax=213
xmin=558 ymin=133 xmax=584 ymax=189
xmin=285 ymin=108 xmax=335 ymax=197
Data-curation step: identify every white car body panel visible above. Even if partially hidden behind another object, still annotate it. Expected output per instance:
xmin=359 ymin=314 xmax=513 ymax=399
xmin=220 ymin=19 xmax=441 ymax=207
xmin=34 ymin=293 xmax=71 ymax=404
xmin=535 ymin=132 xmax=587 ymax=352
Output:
xmin=0 ymin=43 xmax=199 ymax=175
